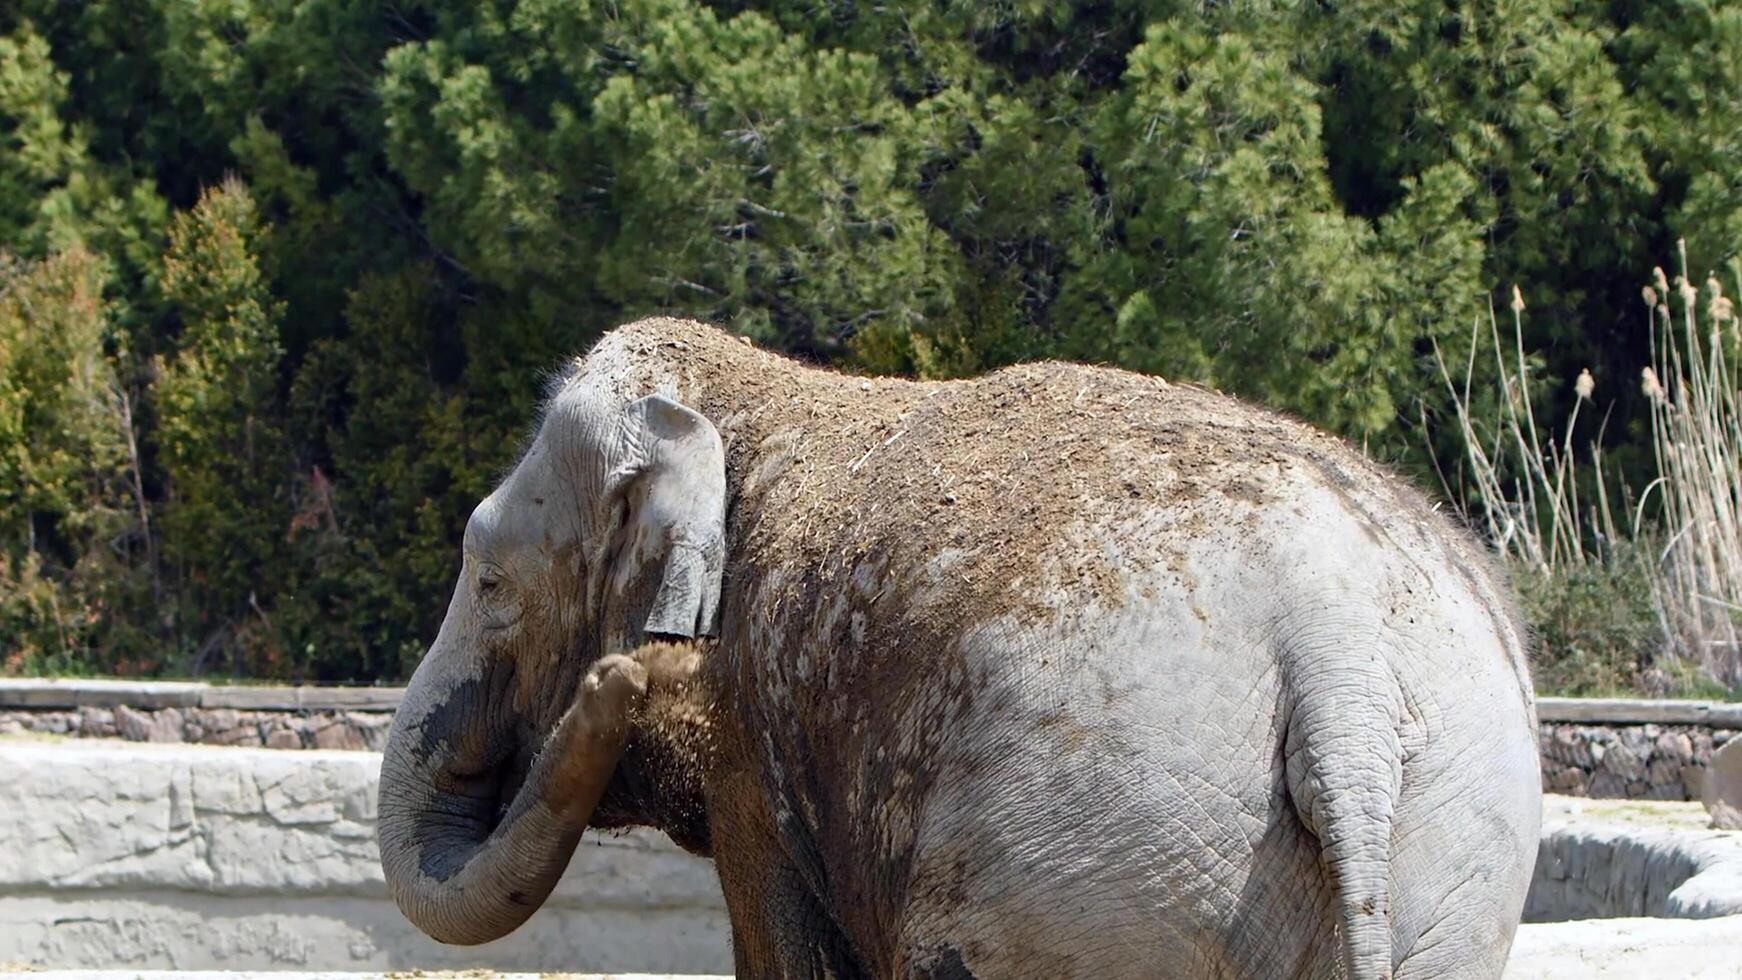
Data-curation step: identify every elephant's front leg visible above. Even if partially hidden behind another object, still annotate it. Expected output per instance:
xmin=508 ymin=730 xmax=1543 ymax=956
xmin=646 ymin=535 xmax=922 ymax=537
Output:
xmin=710 ymin=770 xmax=865 ymax=979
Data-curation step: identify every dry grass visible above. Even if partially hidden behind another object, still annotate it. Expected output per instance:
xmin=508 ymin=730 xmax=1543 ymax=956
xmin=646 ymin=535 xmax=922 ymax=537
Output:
xmin=1639 ymin=245 xmax=1742 ymax=686
xmin=1430 ymin=286 xmax=1616 ymax=573
xmin=1432 ymin=245 xmax=1742 ymax=692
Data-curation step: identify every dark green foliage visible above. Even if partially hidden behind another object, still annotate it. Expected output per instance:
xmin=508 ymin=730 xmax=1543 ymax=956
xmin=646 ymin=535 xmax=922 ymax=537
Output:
xmin=0 ymin=249 xmax=146 ymax=674
xmin=0 ymin=1 xmax=1736 ymax=679
xmin=1513 ymin=545 xmax=1664 ymax=697
xmin=155 ymin=179 xmax=292 ymax=674
xmin=276 ymin=264 xmax=521 ymax=680
xmin=1511 ymin=539 xmax=1734 ymax=699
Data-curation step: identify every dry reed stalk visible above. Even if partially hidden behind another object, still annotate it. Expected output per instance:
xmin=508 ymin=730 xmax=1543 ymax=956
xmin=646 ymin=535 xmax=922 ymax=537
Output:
xmin=1431 ymin=297 xmax=1610 ymax=575
xmin=1435 ymin=244 xmax=1742 ymax=687
xmin=1640 ymin=244 xmax=1742 ymax=685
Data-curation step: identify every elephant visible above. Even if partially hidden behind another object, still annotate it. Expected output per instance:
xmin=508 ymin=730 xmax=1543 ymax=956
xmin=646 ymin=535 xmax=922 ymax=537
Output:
xmin=376 ymin=317 xmax=1541 ymax=979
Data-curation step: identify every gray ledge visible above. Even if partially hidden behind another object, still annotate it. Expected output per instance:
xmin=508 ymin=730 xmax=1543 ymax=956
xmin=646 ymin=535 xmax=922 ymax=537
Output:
xmin=0 ymin=679 xmax=403 ymax=712
xmin=0 ymin=679 xmax=208 ymax=709
xmin=1538 ymin=697 xmax=1742 ymax=727
xmin=201 ymin=686 xmax=403 ymax=711
xmin=2 ymin=681 xmax=1737 ymax=725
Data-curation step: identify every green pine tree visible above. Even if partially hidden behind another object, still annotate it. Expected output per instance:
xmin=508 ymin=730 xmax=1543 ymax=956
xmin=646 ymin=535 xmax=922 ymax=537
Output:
xmin=155 ymin=177 xmax=290 ymax=673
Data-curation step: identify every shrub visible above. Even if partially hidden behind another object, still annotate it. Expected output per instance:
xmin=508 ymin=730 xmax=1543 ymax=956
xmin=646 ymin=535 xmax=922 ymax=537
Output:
xmin=155 ymin=178 xmax=290 ymax=674
xmin=1511 ymin=543 xmax=1662 ymax=697
xmin=0 ymin=248 xmax=146 ymax=673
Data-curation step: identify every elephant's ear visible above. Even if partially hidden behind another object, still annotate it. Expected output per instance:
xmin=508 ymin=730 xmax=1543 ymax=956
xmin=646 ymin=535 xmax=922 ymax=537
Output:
xmin=611 ymin=394 xmax=726 ymax=638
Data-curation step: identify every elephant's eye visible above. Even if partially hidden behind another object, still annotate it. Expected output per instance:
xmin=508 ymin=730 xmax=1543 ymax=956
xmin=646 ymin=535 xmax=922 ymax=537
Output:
xmin=477 ymin=565 xmax=504 ymax=596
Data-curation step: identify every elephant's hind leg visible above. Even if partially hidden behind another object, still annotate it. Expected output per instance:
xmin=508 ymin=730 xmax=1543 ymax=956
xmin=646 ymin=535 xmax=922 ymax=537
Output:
xmin=1386 ymin=753 xmax=1537 ymax=979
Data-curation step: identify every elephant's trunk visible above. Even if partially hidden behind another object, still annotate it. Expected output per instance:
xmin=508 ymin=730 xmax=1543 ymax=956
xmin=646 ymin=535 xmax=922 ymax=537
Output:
xmin=377 ymin=642 xmax=634 ymax=946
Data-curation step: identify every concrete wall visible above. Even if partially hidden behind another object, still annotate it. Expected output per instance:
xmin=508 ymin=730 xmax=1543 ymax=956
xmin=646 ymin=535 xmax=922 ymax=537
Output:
xmin=8 ymin=737 xmax=1742 ymax=971
xmin=1525 ymin=801 xmax=1742 ymax=922
xmin=0 ymin=740 xmax=733 ymax=973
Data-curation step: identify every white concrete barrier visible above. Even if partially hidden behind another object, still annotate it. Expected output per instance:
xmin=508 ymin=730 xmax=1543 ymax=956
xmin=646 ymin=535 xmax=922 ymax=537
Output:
xmin=0 ymin=740 xmax=732 ymax=973
xmin=1 ymin=974 xmax=725 ymax=980
xmin=6 ymin=739 xmax=1741 ymax=974
xmin=0 ymin=975 xmax=724 ymax=980
xmin=1526 ymin=797 xmax=1742 ymax=921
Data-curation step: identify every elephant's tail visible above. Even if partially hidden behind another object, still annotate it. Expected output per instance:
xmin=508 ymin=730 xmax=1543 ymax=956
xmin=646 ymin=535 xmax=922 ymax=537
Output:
xmin=1283 ymin=644 xmax=1404 ymax=980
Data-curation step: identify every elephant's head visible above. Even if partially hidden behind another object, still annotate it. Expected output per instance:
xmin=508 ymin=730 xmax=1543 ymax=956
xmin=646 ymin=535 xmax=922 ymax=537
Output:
xmin=376 ymin=376 xmax=725 ymax=945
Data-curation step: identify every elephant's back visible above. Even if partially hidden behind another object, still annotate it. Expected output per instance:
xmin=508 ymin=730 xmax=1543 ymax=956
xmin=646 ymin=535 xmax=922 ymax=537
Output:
xmin=614 ymin=318 xmax=1442 ymax=589
xmin=613 ymin=317 xmax=1516 ymax=680
xmin=724 ymin=346 xmax=1529 ymax=760
xmin=722 ymin=352 xmax=1486 ymax=631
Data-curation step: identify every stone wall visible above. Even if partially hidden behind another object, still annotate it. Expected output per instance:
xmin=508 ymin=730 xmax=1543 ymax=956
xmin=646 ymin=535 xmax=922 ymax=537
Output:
xmin=12 ymin=706 xmax=1734 ymax=797
xmin=1540 ymin=723 xmax=1735 ymax=800
xmin=1534 ymin=698 xmax=1742 ymax=801
xmin=0 ymin=678 xmax=402 ymax=751
xmin=0 ymin=705 xmax=391 ymax=750
xmin=0 ymin=740 xmax=732 ymax=973
xmin=5 ymin=682 xmax=1741 ymax=801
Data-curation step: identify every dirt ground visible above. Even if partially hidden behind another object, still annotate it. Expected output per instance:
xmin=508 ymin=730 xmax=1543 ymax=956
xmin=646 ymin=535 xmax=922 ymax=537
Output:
xmin=1540 ymin=793 xmax=1715 ymax=831
xmin=1505 ymin=916 xmax=1742 ymax=978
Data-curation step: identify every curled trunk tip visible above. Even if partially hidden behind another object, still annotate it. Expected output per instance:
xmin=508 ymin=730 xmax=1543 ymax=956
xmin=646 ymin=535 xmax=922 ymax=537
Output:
xmin=377 ymin=658 xmax=639 ymax=945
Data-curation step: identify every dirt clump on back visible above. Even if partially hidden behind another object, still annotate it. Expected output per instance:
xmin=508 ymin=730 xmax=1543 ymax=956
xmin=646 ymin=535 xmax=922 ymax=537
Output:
xmin=591 ymin=639 xmax=715 ymax=854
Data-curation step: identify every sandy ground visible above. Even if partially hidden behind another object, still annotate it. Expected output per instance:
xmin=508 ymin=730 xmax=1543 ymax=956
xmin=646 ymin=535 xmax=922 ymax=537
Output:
xmin=1540 ymin=793 xmax=1717 ymax=831
xmin=6 ymin=914 xmax=1742 ymax=980
xmin=1506 ymin=916 xmax=1742 ymax=978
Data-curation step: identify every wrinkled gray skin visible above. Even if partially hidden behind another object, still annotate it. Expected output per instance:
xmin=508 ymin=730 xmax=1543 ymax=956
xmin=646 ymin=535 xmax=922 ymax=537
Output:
xmin=377 ymin=318 xmax=1541 ymax=979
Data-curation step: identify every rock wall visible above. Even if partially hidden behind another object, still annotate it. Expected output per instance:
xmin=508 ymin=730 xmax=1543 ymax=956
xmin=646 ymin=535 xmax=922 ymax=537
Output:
xmin=13 ymin=705 xmax=1730 ymax=801
xmin=1539 ymin=723 xmax=1735 ymax=800
xmin=0 ymin=706 xmax=391 ymax=751
xmin=0 ymin=740 xmax=732 ymax=973
xmin=4 ymin=683 xmax=1740 ymax=800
